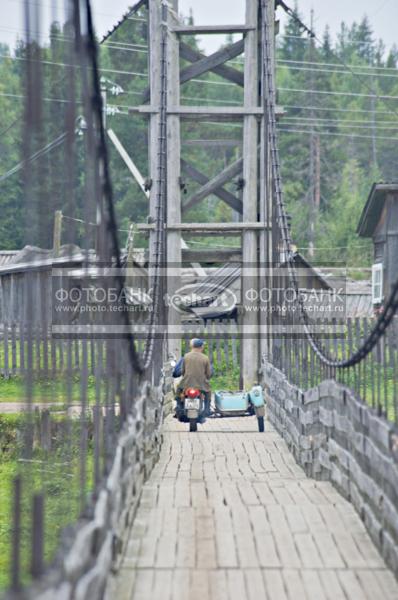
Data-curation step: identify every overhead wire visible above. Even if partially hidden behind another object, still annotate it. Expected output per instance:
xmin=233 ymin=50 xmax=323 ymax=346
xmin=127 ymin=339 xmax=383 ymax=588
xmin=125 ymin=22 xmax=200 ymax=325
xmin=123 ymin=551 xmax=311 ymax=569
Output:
xmin=277 ymin=126 xmax=398 ymax=142
xmin=276 ymin=1 xmax=398 ymax=123
xmin=62 ymin=213 xmax=131 ymax=233
xmin=277 ymin=63 xmax=398 ymax=80
xmin=282 ymin=115 xmax=398 ymax=126
xmin=280 ymin=119 xmax=398 ymax=131
xmin=0 ymin=131 xmax=68 ymax=183
xmin=279 ymin=87 xmax=398 ymax=101
xmin=0 ymin=118 xmax=20 ymax=137
xmin=283 ymin=104 xmax=397 ymax=117
xmin=278 ymin=58 xmax=398 ymax=73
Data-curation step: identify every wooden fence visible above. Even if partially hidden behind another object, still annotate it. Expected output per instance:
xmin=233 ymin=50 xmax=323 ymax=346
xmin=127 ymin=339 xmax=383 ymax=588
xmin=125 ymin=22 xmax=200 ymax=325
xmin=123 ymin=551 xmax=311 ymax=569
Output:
xmin=182 ymin=319 xmax=240 ymax=369
xmin=0 ymin=320 xmax=240 ymax=378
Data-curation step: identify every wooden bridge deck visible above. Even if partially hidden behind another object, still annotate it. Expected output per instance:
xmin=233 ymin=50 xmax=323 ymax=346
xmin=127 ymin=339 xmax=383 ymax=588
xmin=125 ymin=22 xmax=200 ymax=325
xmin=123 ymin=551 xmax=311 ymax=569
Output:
xmin=107 ymin=416 xmax=398 ymax=600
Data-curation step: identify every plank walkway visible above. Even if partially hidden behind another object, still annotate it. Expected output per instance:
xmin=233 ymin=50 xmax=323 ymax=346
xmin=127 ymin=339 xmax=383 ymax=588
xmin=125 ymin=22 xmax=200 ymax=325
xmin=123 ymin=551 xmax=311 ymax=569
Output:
xmin=106 ymin=416 xmax=398 ymax=600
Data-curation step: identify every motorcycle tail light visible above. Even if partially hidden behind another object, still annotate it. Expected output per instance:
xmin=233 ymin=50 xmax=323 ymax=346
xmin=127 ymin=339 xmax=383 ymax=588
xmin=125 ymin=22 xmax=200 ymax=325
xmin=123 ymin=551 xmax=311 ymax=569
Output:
xmin=186 ymin=388 xmax=200 ymax=398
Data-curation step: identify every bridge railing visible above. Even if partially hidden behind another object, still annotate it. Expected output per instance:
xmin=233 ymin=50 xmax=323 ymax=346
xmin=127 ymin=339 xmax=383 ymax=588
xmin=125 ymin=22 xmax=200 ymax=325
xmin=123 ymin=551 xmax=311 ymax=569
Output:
xmin=0 ymin=0 xmax=167 ymax=595
xmin=268 ymin=315 xmax=398 ymax=425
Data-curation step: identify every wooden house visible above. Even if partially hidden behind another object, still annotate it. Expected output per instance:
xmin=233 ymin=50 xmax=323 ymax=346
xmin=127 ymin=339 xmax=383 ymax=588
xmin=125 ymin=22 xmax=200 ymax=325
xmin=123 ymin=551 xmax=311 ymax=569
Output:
xmin=357 ymin=183 xmax=398 ymax=307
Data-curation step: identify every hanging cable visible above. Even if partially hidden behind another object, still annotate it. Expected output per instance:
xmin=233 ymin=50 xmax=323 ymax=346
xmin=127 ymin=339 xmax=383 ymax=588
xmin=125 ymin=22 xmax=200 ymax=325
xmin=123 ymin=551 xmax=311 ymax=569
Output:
xmin=140 ymin=0 xmax=168 ymax=370
xmin=84 ymin=0 xmax=145 ymax=375
xmin=261 ymin=0 xmax=398 ymax=369
xmin=275 ymin=0 xmax=315 ymax=38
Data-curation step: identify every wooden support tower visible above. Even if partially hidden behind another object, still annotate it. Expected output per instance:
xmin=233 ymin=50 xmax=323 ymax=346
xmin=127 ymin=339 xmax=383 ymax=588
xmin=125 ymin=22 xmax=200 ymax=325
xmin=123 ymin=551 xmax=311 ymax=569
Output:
xmin=146 ymin=0 xmax=275 ymax=383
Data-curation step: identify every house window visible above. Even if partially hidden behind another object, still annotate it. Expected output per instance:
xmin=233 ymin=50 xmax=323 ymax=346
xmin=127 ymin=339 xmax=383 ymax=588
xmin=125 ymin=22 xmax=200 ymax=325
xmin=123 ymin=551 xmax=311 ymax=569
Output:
xmin=372 ymin=263 xmax=383 ymax=304
xmin=374 ymin=242 xmax=384 ymax=261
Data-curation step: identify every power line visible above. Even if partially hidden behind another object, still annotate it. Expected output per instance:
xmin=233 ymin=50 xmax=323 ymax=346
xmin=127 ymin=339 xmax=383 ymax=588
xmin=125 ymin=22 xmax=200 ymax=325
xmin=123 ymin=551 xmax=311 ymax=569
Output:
xmin=278 ymin=34 xmax=385 ymax=47
xmin=277 ymin=126 xmax=398 ymax=142
xmin=0 ymin=91 xmax=78 ymax=105
xmin=0 ymin=131 xmax=68 ymax=184
xmin=277 ymin=1 xmax=398 ymax=122
xmin=1 ymin=52 xmax=242 ymax=91
xmin=283 ymin=115 xmax=398 ymax=125
xmin=278 ymin=58 xmax=398 ymax=73
xmin=5 ymin=0 xmax=146 ymax=23
xmin=0 ymin=52 xmax=148 ymax=78
xmin=277 ymin=63 xmax=398 ymax=80
xmin=62 ymin=214 xmax=130 ymax=233
xmin=282 ymin=117 xmax=398 ymax=131
xmin=279 ymin=87 xmax=398 ymax=101
xmin=0 ymin=118 xmax=19 ymax=137
xmin=283 ymin=104 xmax=397 ymax=117
xmin=298 ymin=244 xmax=370 ymax=250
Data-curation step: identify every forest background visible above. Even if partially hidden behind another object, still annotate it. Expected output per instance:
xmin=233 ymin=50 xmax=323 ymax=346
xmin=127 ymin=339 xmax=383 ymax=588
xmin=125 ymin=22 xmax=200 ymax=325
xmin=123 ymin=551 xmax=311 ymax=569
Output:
xmin=0 ymin=2 xmax=397 ymax=268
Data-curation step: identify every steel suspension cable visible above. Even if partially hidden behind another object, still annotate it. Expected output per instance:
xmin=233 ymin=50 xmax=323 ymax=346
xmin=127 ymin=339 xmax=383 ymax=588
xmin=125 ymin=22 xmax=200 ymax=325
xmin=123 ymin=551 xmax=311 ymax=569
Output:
xmin=141 ymin=0 xmax=168 ymax=370
xmin=261 ymin=0 xmax=398 ymax=369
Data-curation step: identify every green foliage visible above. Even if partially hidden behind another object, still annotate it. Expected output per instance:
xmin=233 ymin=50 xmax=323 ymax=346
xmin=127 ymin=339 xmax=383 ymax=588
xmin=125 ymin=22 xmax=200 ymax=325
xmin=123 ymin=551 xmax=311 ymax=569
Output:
xmin=0 ymin=373 xmax=98 ymax=404
xmin=211 ymin=366 xmax=240 ymax=391
xmin=0 ymin=416 xmax=94 ymax=591
xmin=277 ymin=7 xmax=398 ymax=266
xmin=0 ymin=4 xmax=396 ymax=261
xmin=0 ymin=457 xmax=94 ymax=591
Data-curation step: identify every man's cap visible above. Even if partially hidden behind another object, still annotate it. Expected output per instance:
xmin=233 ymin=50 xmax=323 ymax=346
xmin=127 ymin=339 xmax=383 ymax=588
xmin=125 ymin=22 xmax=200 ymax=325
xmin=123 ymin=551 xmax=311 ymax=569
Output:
xmin=192 ymin=338 xmax=205 ymax=348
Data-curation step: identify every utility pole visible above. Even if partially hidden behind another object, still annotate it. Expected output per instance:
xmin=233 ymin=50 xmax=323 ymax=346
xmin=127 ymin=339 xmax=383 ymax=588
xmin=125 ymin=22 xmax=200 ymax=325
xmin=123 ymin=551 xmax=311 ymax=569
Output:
xmin=314 ymin=134 xmax=321 ymax=211
xmin=308 ymin=9 xmax=317 ymax=259
xmin=371 ymin=76 xmax=378 ymax=169
xmin=52 ymin=210 xmax=62 ymax=257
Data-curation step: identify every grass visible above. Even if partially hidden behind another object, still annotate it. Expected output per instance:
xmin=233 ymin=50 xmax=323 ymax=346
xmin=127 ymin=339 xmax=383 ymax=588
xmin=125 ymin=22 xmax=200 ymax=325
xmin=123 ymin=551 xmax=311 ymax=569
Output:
xmin=0 ymin=418 xmax=94 ymax=592
xmin=0 ymin=461 xmax=14 ymax=590
xmin=210 ymin=346 xmax=241 ymax=391
xmin=0 ymin=374 xmax=99 ymax=405
xmin=212 ymin=365 xmax=241 ymax=391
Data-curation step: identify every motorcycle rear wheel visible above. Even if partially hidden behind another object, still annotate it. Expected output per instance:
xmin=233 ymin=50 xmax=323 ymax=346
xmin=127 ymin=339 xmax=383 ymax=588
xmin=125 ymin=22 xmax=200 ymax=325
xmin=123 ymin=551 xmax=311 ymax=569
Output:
xmin=257 ymin=416 xmax=265 ymax=432
xmin=189 ymin=419 xmax=198 ymax=432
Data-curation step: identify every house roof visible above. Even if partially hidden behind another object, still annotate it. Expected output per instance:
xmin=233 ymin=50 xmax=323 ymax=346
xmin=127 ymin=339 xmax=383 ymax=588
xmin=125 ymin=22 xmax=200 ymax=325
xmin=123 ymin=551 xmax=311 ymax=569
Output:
xmin=179 ymin=253 xmax=332 ymax=320
xmin=357 ymin=182 xmax=398 ymax=237
xmin=291 ymin=252 xmax=332 ymax=290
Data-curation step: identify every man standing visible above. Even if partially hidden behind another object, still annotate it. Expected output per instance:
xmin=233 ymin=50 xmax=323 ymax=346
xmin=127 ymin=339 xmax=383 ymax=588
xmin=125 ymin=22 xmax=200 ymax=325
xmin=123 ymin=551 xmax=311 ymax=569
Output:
xmin=176 ymin=338 xmax=212 ymax=418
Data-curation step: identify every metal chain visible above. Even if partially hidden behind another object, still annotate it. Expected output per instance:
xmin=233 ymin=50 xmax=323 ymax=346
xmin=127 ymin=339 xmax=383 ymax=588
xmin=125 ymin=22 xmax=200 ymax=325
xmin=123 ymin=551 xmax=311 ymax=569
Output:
xmin=261 ymin=0 xmax=398 ymax=369
xmin=142 ymin=0 xmax=168 ymax=370
xmin=275 ymin=0 xmax=314 ymax=38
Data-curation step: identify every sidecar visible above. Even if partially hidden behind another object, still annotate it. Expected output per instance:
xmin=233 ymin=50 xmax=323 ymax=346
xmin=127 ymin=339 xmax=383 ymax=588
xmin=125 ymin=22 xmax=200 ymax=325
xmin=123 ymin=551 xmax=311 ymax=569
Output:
xmin=214 ymin=386 xmax=265 ymax=432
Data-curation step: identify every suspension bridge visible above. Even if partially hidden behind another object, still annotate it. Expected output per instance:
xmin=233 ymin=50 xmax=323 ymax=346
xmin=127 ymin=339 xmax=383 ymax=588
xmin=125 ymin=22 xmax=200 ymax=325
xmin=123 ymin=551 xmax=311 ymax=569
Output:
xmin=0 ymin=0 xmax=398 ymax=599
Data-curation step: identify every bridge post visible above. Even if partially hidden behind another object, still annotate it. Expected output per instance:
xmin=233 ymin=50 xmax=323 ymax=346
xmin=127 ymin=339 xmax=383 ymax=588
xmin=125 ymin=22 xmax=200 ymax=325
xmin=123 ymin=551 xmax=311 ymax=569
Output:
xmin=241 ymin=0 xmax=260 ymax=389
xmin=166 ymin=0 xmax=182 ymax=361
